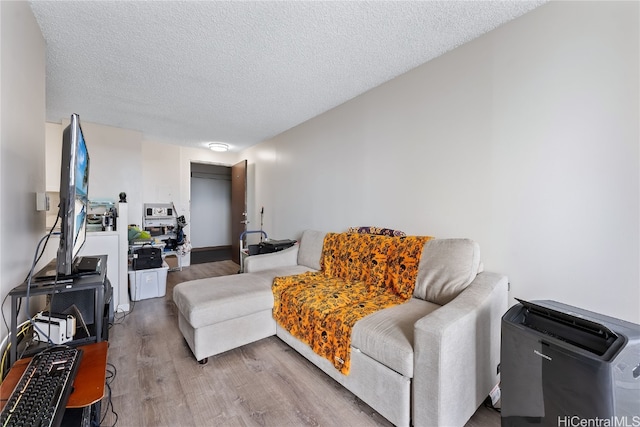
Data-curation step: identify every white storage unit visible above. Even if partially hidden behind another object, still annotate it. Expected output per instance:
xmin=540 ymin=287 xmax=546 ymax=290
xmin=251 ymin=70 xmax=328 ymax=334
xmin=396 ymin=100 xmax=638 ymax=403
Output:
xmin=142 ymin=202 xmax=183 ymax=271
xmin=128 ymin=262 xmax=168 ymax=301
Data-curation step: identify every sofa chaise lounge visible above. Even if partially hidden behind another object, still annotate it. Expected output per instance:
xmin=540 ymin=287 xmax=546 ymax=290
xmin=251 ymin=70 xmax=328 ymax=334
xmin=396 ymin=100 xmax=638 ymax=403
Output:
xmin=173 ymin=230 xmax=508 ymax=427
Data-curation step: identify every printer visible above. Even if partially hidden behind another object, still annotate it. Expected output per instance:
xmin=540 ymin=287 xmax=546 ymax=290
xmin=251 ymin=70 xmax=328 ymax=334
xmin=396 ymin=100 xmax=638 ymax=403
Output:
xmin=501 ymin=299 xmax=640 ymax=426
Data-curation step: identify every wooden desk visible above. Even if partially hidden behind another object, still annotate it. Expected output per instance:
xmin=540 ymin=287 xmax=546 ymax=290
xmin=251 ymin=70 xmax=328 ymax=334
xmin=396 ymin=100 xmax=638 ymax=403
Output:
xmin=1 ymin=341 xmax=108 ymax=411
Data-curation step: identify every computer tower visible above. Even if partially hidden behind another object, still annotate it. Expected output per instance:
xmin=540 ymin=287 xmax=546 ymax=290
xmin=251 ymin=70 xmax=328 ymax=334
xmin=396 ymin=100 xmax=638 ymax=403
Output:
xmin=501 ymin=299 xmax=640 ymax=426
xmin=49 ymin=278 xmax=113 ymax=340
xmin=50 ymin=288 xmax=96 ymax=325
xmin=103 ymin=278 xmax=113 ymax=340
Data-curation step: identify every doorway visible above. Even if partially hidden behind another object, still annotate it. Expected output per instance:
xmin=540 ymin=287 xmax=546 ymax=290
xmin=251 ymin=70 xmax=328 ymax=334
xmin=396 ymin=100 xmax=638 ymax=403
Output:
xmin=189 ymin=163 xmax=233 ymax=263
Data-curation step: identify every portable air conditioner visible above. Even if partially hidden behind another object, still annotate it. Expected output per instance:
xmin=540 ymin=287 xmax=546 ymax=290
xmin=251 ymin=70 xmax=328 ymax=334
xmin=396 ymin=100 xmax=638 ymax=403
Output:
xmin=501 ymin=299 xmax=640 ymax=426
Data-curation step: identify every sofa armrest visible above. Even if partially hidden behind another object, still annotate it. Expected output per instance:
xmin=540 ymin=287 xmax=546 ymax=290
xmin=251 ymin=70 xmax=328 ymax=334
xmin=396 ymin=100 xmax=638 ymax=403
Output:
xmin=244 ymin=245 xmax=299 ymax=273
xmin=412 ymin=271 xmax=508 ymax=427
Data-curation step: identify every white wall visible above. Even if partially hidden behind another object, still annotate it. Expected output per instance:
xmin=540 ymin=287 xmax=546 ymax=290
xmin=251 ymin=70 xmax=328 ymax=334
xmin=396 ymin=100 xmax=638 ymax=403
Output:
xmin=78 ymin=121 xmax=144 ymax=226
xmin=0 ymin=1 xmax=47 ymax=342
xmin=241 ymin=1 xmax=639 ymax=323
xmin=141 ymin=139 xmax=181 ymax=213
xmin=190 ymin=176 xmax=232 ymax=247
xmin=45 ymin=122 xmax=62 ymax=192
xmin=190 ymin=163 xmax=232 ymax=248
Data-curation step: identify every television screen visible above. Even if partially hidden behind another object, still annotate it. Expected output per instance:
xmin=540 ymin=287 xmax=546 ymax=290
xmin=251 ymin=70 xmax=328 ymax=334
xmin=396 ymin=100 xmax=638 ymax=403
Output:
xmin=56 ymin=113 xmax=90 ymax=276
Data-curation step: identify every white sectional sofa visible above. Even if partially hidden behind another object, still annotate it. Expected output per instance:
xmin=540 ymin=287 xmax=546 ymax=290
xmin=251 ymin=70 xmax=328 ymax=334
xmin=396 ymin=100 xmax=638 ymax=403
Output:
xmin=173 ymin=230 xmax=508 ymax=426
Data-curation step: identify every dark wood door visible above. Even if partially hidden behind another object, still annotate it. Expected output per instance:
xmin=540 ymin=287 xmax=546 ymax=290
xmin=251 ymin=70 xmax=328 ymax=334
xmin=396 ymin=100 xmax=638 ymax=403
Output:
xmin=230 ymin=160 xmax=247 ymax=264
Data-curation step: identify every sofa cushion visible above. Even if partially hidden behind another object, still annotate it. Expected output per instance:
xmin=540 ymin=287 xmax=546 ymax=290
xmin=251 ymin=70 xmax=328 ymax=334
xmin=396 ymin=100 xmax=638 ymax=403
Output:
xmin=173 ymin=265 xmax=312 ymax=328
xmin=384 ymin=236 xmax=433 ymax=299
xmin=272 ymin=270 xmax=408 ymax=375
xmin=414 ymin=238 xmax=481 ymax=305
xmin=251 ymin=265 xmax=316 ymax=283
xmin=297 ymin=230 xmax=327 ymax=270
xmin=273 ymin=273 xmax=370 ymax=348
xmin=321 ymin=232 xmax=392 ymax=289
xmin=351 ymin=298 xmax=440 ymax=378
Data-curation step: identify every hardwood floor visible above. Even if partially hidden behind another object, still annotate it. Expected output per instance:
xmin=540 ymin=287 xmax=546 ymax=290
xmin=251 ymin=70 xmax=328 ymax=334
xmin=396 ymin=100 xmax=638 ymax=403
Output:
xmin=101 ymin=261 xmax=500 ymax=426
xmin=190 ymin=246 xmax=234 ymax=265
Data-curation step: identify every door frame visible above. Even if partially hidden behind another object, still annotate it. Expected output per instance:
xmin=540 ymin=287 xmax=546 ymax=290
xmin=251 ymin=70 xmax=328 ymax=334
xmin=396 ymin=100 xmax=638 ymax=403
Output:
xmin=188 ymin=160 xmax=246 ymax=265
xmin=230 ymin=160 xmax=247 ymax=265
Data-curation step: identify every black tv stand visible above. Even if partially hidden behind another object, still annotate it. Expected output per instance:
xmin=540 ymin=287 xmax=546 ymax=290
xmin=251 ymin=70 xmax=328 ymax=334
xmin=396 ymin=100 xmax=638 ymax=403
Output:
xmin=8 ymin=255 xmax=110 ymax=366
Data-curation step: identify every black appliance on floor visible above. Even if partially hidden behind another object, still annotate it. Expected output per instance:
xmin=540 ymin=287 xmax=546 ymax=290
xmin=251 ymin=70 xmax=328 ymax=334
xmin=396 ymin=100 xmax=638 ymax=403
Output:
xmin=501 ymin=299 xmax=640 ymax=426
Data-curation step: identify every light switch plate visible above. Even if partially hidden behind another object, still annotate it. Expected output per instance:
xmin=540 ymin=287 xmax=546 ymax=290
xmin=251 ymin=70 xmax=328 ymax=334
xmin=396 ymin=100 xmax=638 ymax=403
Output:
xmin=36 ymin=192 xmax=50 ymax=211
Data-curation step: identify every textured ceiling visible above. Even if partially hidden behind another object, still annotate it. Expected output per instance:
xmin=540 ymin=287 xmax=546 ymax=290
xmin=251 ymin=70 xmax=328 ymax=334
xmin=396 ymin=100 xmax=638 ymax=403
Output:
xmin=29 ymin=1 xmax=545 ymax=152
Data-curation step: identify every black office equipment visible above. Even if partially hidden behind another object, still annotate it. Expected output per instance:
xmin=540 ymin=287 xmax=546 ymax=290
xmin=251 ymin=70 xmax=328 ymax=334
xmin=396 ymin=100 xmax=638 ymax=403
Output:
xmin=73 ymin=256 xmax=101 ymax=274
xmin=258 ymin=239 xmax=296 ymax=254
xmin=0 ymin=347 xmax=83 ymax=427
xmin=501 ymin=299 xmax=640 ymax=426
xmin=132 ymin=246 xmax=163 ymax=270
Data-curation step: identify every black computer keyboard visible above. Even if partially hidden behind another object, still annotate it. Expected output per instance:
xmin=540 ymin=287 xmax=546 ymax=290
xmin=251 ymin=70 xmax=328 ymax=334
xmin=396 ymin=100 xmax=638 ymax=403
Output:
xmin=1 ymin=346 xmax=83 ymax=427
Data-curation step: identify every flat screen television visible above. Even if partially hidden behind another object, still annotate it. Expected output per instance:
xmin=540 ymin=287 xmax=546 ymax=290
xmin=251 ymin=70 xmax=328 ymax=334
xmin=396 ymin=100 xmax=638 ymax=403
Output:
xmin=56 ymin=113 xmax=90 ymax=276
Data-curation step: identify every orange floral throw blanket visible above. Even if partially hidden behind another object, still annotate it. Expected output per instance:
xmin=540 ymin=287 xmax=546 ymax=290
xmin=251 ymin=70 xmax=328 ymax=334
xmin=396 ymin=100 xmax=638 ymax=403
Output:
xmin=272 ymin=232 xmax=432 ymax=375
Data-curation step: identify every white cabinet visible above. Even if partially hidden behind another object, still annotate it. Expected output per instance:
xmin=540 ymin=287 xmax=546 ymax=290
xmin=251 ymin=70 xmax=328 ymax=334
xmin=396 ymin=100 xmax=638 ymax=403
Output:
xmin=80 ymin=232 xmax=121 ymax=310
xmin=79 ymin=203 xmax=129 ymax=312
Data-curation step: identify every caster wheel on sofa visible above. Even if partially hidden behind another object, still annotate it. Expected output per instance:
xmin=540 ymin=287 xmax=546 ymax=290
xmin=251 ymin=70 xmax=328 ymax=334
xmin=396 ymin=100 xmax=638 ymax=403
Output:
xmin=198 ymin=357 xmax=208 ymax=365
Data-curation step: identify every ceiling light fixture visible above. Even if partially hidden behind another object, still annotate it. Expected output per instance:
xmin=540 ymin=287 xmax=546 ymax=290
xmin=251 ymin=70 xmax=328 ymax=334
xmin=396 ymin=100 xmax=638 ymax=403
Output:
xmin=208 ymin=142 xmax=229 ymax=152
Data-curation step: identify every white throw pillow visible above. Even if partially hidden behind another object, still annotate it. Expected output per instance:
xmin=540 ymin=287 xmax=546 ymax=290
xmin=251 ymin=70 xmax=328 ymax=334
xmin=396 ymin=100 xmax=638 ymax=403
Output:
xmin=297 ymin=230 xmax=327 ymax=270
xmin=413 ymin=238 xmax=481 ymax=305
